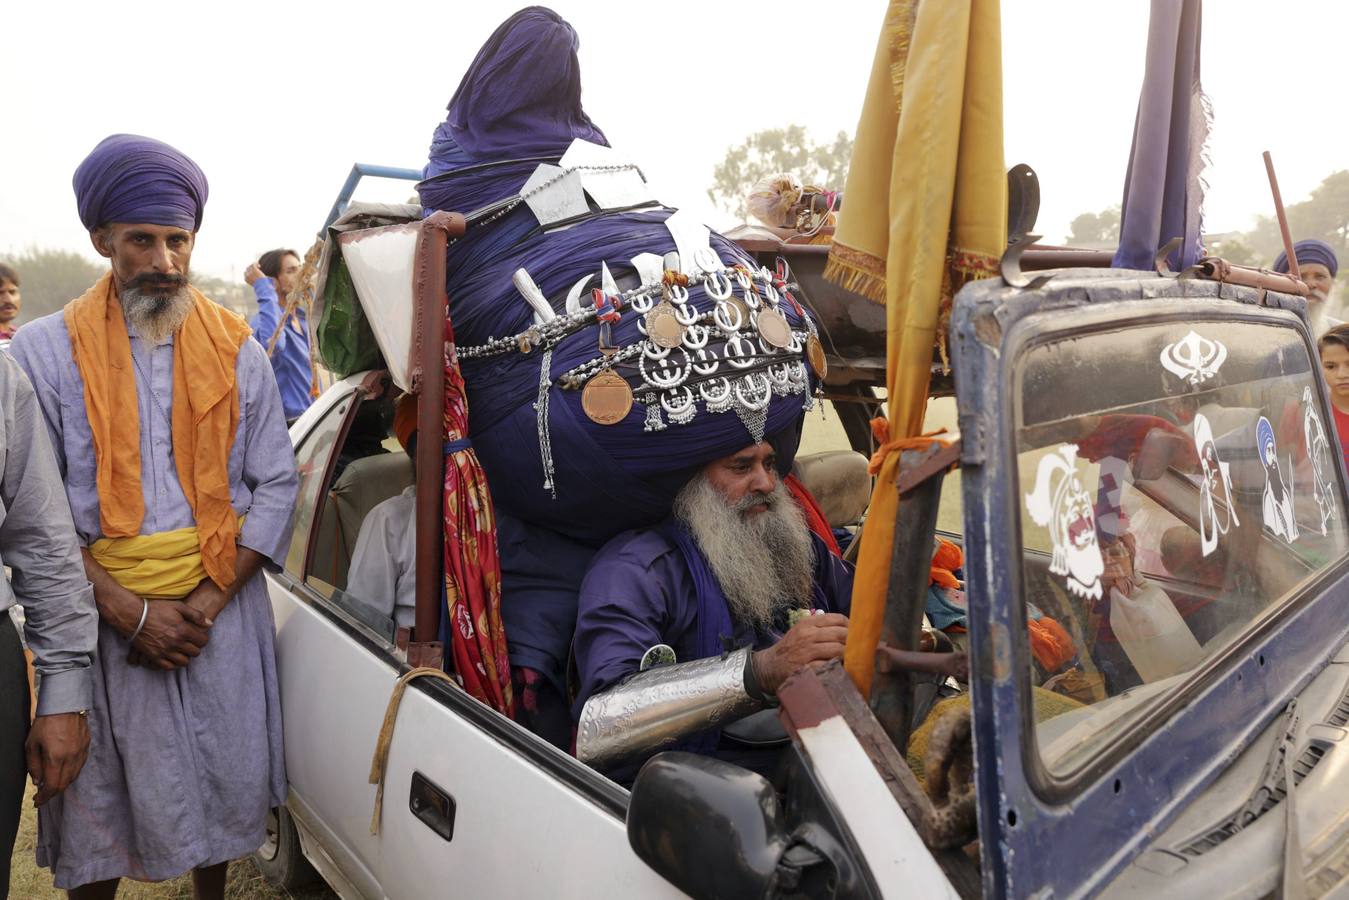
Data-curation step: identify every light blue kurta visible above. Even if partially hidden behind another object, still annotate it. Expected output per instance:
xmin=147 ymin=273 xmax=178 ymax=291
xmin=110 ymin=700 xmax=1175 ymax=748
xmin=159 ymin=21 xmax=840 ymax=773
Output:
xmin=9 ymin=308 xmax=299 ymax=888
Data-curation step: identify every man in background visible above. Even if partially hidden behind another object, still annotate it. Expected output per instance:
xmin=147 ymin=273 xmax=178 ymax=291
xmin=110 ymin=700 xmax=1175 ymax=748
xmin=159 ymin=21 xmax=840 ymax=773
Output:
xmin=1273 ymin=239 xmax=1340 ymax=336
xmin=0 ymin=264 xmax=23 ymax=341
xmin=245 ymin=247 xmax=312 ymax=421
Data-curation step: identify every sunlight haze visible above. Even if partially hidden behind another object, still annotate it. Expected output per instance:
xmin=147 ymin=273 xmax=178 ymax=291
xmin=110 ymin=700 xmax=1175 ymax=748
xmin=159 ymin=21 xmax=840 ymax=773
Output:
xmin=2 ymin=1 xmax=1342 ymax=282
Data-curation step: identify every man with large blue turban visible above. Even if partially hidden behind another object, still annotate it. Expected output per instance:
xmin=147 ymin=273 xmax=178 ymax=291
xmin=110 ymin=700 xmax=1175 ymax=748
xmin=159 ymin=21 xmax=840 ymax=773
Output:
xmin=1274 ymin=238 xmax=1341 ymax=336
xmin=9 ymin=134 xmax=298 ymax=898
xmin=573 ymin=440 xmax=853 ymax=782
xmin=417 ymin=7 xmax=829 ymax=751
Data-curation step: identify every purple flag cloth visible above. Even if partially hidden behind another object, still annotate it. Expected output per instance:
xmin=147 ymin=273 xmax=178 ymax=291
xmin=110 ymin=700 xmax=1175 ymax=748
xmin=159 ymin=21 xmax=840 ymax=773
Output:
xmin=1112 ymin=0 xmax=1207 ymax=272
xmin=72 ymin=134 xmax=208 ymax=232
xmin=421 ymin=5 xmax=606 ymax=185
xmin=1274 ymin=239 xmax=1339 ymax=277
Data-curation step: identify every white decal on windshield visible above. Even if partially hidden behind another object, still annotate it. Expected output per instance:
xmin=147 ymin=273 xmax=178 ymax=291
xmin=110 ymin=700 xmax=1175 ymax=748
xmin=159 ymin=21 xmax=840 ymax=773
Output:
xmin=1025 ymin=444 xmax=1104 ymax=600
xmin=1194 ymin=413 xmax=1239 ymax=557
xmin=1303 ymin=386 xmax=1338 ymax=535
xmin=1257 ymin=416 xmax=1299 ymax=543
xmin=1160 ymin=331 xmax=1228 ymax=386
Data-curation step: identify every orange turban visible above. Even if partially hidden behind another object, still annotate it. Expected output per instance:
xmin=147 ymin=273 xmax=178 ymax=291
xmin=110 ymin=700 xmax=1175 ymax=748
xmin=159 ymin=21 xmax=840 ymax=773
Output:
xmin=394 ymin=394 xmax=418 ymax=451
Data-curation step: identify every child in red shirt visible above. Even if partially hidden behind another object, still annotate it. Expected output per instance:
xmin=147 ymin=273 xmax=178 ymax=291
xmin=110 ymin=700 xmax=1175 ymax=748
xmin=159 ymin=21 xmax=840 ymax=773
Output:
xmin=1318 ymin=324 xmax=1349 ymax=471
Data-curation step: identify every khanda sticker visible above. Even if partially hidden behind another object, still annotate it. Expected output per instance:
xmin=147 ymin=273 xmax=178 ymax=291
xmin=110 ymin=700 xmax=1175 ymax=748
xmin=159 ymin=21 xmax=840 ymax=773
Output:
xmin=1160 ymin=331 xmax=1228 ymax=386
xmin=1025 ymin=444 xmax=1104 ymax=600
xmin=1257 ymin=416 xmax=1299 ymax=544
xmin=1194 ymin=413 xmax=1239 ymax=557
xmin=1303 ymin=386 xmax=1339 ymax=535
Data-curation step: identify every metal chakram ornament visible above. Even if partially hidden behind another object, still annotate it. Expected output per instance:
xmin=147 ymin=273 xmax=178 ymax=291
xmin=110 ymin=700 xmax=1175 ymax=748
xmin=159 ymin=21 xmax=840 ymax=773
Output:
xmin=755 ymin=308 xmax=792 ymax=349
xmin=582 ymin=369 xmax=633 ymax=425
xmin=806 ymin=334 xmax=827 ymax=379
xmin=646 ymin=301 xmax=685 ymax=349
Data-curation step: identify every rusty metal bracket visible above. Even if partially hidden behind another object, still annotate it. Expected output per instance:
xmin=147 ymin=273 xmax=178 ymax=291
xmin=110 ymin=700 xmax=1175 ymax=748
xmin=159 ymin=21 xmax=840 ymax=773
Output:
xmin=999 ymin=233 xmax=1055 ymax=290
xmin=1154 ymin=236 xmax=1184 ymax=277
xmin=407 ymin=641 xmax=445 ymax=670
xmin=896 ymin=439 xmax=963 ymax=496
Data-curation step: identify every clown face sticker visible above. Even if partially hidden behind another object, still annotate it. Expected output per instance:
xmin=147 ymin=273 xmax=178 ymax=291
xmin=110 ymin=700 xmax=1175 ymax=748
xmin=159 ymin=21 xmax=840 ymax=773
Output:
xmin=1025 ymin=444 xmax=1104 ymax=600
xmin=1303 ymin=386 xmax=1338 ymax=536
xmin=1160 ymin=331 xmax=1228 ymax=386
xmin=1257 ymin=416 xmax=1299 ymax=543
xmin=1193 ymin=413 xmax=1239 ymax=557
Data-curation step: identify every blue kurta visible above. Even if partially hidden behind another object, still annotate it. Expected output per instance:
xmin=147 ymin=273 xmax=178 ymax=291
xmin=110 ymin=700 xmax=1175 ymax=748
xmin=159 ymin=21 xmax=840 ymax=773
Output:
xmin=573 ymin=527 xmax=854 ymax=713
xmin=9 ymin=308 xmax=298 ymax=888
xmin=249 ymin=277 xmax=312 ymax=420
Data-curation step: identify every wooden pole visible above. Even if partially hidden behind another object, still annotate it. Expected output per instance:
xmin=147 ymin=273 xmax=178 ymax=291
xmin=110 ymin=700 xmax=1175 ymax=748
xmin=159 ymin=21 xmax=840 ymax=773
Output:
xmin=1263 ymin=151 xmax=1301 ymax=281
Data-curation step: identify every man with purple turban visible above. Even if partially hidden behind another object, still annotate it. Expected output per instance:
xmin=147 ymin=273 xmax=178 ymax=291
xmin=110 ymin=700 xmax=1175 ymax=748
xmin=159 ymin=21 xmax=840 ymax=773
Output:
xmin=1274 ymin=238 xmax=1341 ymax=336
xmin=9 ymin=134 xmax=298 ymax=899
xmin=572 ymin=441 xmax=853 ymax=782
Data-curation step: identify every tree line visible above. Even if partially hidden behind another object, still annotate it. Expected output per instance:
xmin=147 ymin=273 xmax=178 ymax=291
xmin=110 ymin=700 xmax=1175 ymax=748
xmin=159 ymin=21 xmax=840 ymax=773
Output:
xmin=1064 ymin=170 xmax=1349 ymax=284
xmin=0 ymin=247 xmax=255 ymax=323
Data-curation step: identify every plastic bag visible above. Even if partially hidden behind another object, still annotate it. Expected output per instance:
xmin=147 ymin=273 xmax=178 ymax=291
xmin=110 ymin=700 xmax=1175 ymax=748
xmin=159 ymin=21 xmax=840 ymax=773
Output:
xmin=1109 ymin=579 xmax=1203 ymax=683
xmin=315 ymin=254 xmax=383 ymax=378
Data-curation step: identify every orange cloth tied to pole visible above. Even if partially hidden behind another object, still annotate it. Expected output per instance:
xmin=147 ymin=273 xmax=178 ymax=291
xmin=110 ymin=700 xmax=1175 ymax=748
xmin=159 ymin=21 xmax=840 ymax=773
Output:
xmin=64 ymin=272 xmax=252 ymax=590
xmin=826 ymin=0 xmax=1006 ymax=696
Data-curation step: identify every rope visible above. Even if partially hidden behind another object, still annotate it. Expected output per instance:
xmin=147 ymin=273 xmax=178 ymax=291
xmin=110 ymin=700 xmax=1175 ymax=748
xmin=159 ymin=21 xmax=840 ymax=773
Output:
xmin=367 ymin=666 xmax=462 ymax=835
xmin=867 ymin=418 xmax=950 ymax=476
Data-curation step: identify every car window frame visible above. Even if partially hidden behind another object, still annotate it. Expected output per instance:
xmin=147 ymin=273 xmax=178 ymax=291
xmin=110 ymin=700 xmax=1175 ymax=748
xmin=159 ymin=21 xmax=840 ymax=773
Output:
xmin=283 ymin=374 xmax=406 ymax=653
xmin=1006 ymin=307 xmax=1349 ymax=797
xmin=286 ymin=387 xmax=359 ymax=580
xmin=951 ymin=275 xmax=1349 ymax=898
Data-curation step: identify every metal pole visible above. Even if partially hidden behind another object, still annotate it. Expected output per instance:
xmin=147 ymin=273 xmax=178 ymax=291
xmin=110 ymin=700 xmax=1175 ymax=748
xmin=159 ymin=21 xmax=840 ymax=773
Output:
xmin=321 ymin=163 xmax=424 ymax=233
xmin=411 ymin=211 xmax=466 ymax=659
xmin=869 ymin=443 xmax=948 ymax=749
xmin=1263 ymin=151 xmax=1301 ymax=282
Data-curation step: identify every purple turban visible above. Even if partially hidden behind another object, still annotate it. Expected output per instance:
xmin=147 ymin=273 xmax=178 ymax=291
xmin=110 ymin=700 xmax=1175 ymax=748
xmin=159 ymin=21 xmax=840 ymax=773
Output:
xmin=72 ymin=134 xmax=209 ymax=232
xmin=435 ymin=6 xmax=606 ymax=160
xmin=1273 ymin=238 xmax=1338 ymax=278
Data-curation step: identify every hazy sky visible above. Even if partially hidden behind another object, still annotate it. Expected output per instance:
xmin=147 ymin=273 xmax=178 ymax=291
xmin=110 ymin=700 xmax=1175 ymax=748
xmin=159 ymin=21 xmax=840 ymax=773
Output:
xmin=2 ymin=1 xmax=1343 ymax=282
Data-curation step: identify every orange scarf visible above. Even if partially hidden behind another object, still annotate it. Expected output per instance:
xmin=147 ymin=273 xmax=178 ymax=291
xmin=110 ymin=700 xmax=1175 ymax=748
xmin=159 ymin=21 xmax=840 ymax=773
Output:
xmin=64 ymin=272 xmax=253 ymax=590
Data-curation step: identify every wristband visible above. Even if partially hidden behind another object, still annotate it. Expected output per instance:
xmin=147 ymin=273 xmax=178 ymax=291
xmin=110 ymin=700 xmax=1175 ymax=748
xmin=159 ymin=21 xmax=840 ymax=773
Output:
xmin=744 ymin=649 xmax=780 ymax=707
xmin=128 ymin=598 xmax=149 ymax=644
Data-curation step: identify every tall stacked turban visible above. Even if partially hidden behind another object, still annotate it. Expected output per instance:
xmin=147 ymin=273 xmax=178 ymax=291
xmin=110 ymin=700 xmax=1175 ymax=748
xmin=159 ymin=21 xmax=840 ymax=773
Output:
xmin=72 ymin=134 xmax=209 ymax=232
xmin=1273 ymin=238 xmax=1339 ymax=278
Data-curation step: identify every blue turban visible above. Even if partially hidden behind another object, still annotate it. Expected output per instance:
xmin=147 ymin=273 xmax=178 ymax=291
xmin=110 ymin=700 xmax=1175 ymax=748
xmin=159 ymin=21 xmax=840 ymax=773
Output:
xmin=72 ymin=134 xmax=209 ymax=232
xmin=1273 ymin=239 xmax=1338 ymax=278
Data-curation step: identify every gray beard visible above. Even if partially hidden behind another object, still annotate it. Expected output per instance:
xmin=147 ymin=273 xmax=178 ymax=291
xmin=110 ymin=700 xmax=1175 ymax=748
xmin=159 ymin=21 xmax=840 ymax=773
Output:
xmin=121 ymin=284 xmax=192 ymax=345
xmin=673 ymin=474 xmax=816 ymax=631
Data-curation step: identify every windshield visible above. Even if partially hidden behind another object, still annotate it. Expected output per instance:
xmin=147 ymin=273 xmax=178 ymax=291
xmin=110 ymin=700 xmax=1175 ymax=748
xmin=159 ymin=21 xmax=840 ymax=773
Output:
xmin=1013 ymin=318 xmax=1349 ymax=776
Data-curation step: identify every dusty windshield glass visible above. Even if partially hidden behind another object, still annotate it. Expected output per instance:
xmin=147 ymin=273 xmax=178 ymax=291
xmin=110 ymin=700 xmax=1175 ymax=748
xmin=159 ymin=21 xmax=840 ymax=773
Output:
xmin=1013 ymin=319 xmax=1348 ymax=776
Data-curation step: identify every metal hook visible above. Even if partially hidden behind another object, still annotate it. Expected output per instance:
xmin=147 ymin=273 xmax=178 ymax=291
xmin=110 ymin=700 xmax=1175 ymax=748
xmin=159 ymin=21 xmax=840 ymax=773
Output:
xmin=1155 ymin=237 xmax=1184 ymax=278
xmin=999 ymin=233 xmax=1054 ymax=289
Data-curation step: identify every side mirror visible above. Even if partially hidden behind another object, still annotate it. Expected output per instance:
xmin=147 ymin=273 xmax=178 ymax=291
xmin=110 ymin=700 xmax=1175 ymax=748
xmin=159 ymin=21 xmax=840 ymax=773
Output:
xmin=627 ymin=752 xmax=788 ymax=899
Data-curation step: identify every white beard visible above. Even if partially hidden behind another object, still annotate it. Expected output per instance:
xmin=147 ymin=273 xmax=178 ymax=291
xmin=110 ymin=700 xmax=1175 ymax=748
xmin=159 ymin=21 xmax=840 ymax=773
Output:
xmin=121 ymin=284 xmax=192 ymax=345
xmin=673 ymin=474 xmax=816 ymax=631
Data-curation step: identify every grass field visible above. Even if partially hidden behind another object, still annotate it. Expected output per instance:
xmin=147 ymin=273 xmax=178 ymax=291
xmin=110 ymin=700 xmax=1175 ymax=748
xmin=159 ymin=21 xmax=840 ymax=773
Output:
xmin=8 ymin=782 xmax=334 ymax=899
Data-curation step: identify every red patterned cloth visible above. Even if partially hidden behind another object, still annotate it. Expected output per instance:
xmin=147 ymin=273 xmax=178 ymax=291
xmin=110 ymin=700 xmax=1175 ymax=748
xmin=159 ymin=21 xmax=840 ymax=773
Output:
xmin=442 ymin=319 xmax=514 ymax=717
xmin=784 ymin=473 xmax=842 ymax=557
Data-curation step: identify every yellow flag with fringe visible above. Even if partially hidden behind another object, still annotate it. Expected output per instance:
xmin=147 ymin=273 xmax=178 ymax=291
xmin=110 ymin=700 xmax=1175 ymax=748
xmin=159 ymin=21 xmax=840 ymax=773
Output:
xmin=826 ymin=0 xmax=1006 ymax=697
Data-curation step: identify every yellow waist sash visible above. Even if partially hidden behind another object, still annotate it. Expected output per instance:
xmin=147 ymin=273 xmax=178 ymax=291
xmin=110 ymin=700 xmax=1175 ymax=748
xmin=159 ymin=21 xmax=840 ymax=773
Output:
xmin=90 ymin=520 xmax=240 ymax=599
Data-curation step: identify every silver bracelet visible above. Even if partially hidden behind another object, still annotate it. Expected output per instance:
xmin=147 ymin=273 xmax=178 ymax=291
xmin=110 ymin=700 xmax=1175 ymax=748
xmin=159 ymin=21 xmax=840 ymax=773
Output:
xmin=128 ymin=598 xmax=149 ymax=644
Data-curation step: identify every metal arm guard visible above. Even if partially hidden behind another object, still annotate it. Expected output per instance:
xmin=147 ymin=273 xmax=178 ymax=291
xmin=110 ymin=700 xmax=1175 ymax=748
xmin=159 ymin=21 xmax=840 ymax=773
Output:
xmin=576 ymin=648 xmax=764 ymax=769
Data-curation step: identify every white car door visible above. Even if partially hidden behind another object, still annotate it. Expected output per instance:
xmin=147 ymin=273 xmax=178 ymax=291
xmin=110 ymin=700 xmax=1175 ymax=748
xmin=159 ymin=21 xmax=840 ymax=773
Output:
xmin=273 ymin=373 xmax=683 ymax=898
xmin=376 ymin=676 xmax=684 ymax=898
xmin=269 ymin=377 xmax=394 ymax=897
